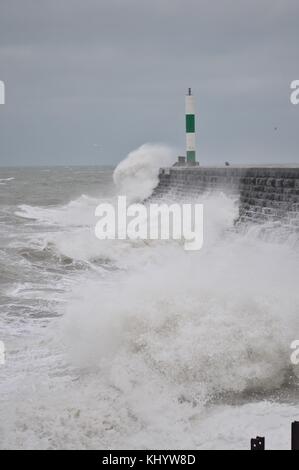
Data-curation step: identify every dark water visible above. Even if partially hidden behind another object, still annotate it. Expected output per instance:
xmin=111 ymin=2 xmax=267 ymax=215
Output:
xmin=0 ymin=167 xmax=115 ymax=323
xmin=0 ymin=166 xmax=114 ymax=205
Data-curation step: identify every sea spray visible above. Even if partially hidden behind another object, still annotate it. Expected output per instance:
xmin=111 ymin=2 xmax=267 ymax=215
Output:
xmin=62 ymin=190 xmax=299 ymax=397
xmin=4 ymin=165 xmax=299 ymax=449
xmin=113 ymin=143 xmax=176 ymax=202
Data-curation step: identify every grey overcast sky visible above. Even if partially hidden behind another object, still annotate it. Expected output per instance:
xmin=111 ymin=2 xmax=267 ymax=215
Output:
xmin=0 ymin=0 xmax=298 ymax=166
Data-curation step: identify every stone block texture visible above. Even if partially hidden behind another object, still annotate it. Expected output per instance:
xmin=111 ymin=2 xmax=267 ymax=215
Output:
xmin=150 ymin=167 xmax=299 ymax=232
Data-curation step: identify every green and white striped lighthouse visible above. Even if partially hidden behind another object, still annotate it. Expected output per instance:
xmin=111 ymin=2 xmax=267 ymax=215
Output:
xmin=185 ymin=87 xmax=196 ymax=164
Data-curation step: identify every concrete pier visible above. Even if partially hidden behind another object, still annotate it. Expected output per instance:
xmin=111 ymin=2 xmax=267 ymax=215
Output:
xmin=151 ymin=166 xmax=299 ymax=229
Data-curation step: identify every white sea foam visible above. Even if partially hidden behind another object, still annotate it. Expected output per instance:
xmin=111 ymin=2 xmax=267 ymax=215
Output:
xmin=2 ymin=155 xmax=299 ymax=449
xmin=15 ymin=194 xmax=102 ymax=226
xmin=0 ymin=177 xmax=15 ymax=185
xmin=2 ymin=206 xmax=299 ymax=449
xmin=0 ymin=177 xmax=15 ymax=182
xmin=62 ymin=211 xmax=299 ymax=392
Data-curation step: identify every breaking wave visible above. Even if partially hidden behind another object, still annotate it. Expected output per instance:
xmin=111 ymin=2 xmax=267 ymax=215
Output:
xmin=113 ymin=143 xmax=176 ymax=202
xmin=2 ymin=155 xmax=299 ymax=449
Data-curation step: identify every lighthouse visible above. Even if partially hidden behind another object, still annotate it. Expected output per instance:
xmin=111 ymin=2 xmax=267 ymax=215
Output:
xmin=174 ymin=88 xmax=199 ymax=167
xmin=185 ymin=87 xmax=197 ymax=164
xmin=174 ymin=88 xmax=199 ymax=166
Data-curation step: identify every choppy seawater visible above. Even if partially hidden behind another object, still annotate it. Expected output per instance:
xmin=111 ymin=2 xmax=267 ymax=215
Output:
xmin=0 ymin=165 xmax=299 ymax=450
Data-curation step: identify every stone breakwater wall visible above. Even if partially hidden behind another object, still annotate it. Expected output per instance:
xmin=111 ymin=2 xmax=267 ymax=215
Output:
xmin=151 ymin=166 xmax=299 ymax=229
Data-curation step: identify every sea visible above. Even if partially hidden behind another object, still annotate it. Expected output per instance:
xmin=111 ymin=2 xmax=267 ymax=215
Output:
xmin=1 ymin=147 xmax=299 ymax=449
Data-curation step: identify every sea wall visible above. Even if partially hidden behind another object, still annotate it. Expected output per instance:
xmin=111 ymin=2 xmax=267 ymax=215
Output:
xmin=151 ymin=166 xmax=299 ymax=229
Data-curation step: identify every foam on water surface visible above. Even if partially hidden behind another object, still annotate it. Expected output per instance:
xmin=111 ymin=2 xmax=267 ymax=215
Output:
xmin=0 ymin=155 xmax=299 ymax=449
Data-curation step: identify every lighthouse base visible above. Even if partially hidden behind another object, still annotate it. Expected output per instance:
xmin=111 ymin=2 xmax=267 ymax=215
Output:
xmin=173 ymin=156 xmax=199 ymax=167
